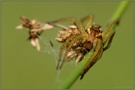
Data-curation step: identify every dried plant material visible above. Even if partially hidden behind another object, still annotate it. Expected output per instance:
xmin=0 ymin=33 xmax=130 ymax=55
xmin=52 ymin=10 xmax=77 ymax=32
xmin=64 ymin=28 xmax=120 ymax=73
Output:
xmin=56 ymin=25 xmax=80 ymax=43
xmin=16 ymin=16 xmax=54 ymax=51
xmin=30 ymin=38 xmax=40 ymax=51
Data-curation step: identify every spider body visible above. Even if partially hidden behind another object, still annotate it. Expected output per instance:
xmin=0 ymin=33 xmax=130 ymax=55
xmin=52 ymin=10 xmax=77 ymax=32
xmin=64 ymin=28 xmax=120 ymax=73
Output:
xmin=54 ymin=22 xmax=102 ymax=64
xmin=50 ymin=15 xmax=119 ymax=79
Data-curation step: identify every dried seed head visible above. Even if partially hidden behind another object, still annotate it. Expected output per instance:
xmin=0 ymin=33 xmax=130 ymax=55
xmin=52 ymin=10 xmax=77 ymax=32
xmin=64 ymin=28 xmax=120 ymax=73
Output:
xmin=16 ymin=24 xmax=24 ymax=29
xmin=56 ymin=25 xmax=80 ymax=43
xmin=55 ymin=37 xmax=63 ymax=42
xmin=66 ymin=50 xmax=77 ymax=61
xmin=30 ymin=38 xmax=40 ymax=51
xmin=16 ymin=16 xmax=54 ymax=51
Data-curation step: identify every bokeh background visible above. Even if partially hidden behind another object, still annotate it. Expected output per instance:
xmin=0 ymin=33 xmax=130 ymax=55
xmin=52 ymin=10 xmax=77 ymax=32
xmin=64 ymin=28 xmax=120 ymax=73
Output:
xmin=1 ymin=1 xmax=134 ymax=90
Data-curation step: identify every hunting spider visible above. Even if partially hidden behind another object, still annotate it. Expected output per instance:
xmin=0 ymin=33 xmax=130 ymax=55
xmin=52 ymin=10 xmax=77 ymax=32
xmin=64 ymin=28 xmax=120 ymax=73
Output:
xmin=50 ymin=15 xmax=119 ymax=79
xmin=16 ymin=16 xmax=54 ymax=51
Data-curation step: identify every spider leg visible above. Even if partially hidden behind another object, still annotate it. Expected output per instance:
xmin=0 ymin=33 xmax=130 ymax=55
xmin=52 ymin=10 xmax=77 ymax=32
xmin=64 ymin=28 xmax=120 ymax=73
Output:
xmin=80 ymin=14 xmax=94 ymax=23
xmin=59 ymin=34 xmax=88 ymax=69
xmin=80 ymin=14 xmax=95 ymax=30
xmin=47 ymin=22 xmax=70 ymax=30
xmin=80 ymin=39 xmax=103 ymax=79
xmin=103 ymin=30 xmax=115 ymax=51
xmin=80 ymin=30 xmax=115 ymax=78
xmin=52 ymin=17 xmax=85 ymax=32
xmin=84 ymin=15 xmax=94 ymax=30
xmin=56 ymin=34 xmax=77 ymax=69
xmin=102 ymin=19 xmax=119 ymax=39
xmin=80 ymin=15 xmax=90 ymax=23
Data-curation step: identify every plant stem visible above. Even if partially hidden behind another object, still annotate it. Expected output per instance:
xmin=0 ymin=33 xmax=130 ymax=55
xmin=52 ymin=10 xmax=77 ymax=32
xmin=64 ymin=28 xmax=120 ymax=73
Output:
xmin=110 ymin=0 xmax=129 ymax=29
xmin=58 ymin=1 xmax=129 ymax=89
xmin=111 ymin=0 xmax=129 ymax=21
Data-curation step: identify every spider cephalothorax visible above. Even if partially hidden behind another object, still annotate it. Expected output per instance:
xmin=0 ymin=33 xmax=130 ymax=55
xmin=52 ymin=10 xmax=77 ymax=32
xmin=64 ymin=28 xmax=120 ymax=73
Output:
xmin=50 ymin=15 xmax=119 ymax=79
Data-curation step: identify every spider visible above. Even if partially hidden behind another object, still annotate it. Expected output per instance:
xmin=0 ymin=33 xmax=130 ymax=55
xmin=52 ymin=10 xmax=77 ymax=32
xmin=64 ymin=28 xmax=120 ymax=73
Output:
xmin=47 ymin=22 xmax=87 ymax=64
xmin=50 ymin=15 xmax=119 ymax=79
xmin=16 ymin=16 xmax=54 ymax=51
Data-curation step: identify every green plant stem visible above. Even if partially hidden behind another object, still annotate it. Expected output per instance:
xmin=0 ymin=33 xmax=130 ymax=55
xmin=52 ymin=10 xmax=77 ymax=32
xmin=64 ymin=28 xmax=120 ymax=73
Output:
xmin=110 ymin=0 xmax=129 ymax=29
xmin=58 ymin=1 xmax=129 ymax=89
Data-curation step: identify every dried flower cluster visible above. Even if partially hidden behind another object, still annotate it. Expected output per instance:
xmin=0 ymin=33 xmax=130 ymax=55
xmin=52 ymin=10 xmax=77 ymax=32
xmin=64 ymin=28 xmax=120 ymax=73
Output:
xmin=16 ymin=16 xmax=54 ymax=51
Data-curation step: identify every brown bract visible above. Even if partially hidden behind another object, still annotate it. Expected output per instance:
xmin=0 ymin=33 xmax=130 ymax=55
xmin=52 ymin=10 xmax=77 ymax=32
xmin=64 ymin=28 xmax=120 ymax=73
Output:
xmin=56 ymin=25 xmax=80 ymax=43
xmin=16 ymin=16 xmax=54 ymax=51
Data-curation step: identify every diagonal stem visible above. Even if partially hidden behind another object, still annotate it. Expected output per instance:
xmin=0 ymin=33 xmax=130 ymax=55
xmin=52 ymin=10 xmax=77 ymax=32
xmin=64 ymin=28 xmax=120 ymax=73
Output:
xmin=57 ymin=1 xmax=130 ymax=89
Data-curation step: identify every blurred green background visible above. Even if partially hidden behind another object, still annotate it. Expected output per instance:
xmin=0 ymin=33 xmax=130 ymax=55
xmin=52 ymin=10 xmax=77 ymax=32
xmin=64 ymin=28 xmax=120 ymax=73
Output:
xmin=1 ymin=1 xmax=134 ymax=90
